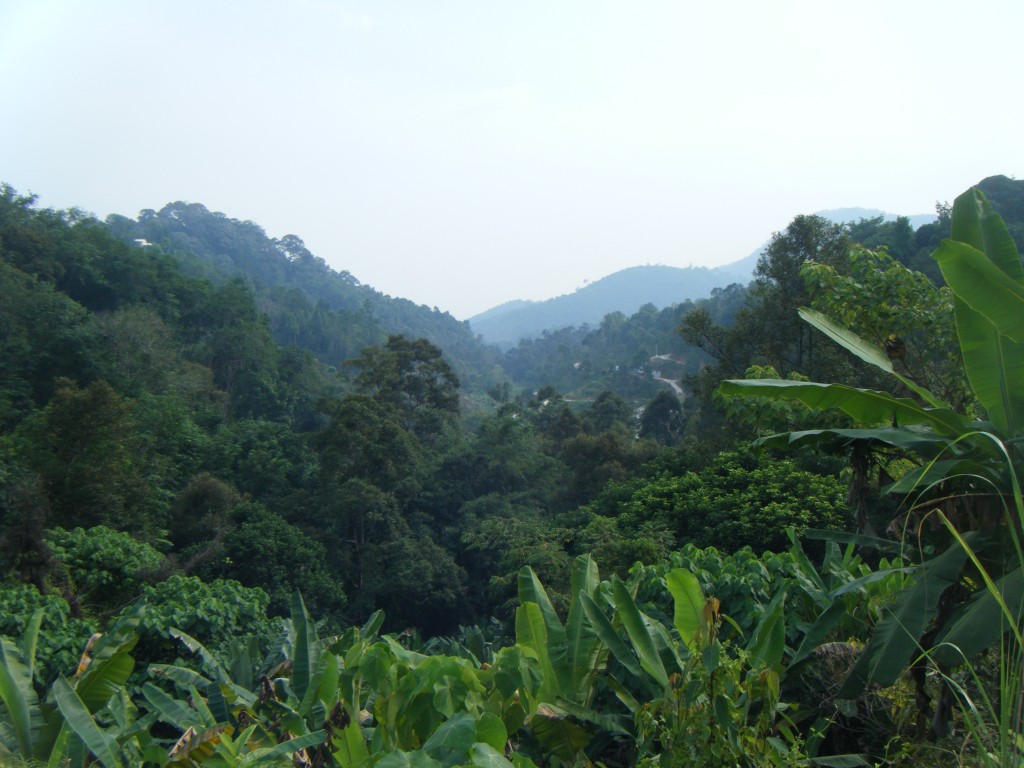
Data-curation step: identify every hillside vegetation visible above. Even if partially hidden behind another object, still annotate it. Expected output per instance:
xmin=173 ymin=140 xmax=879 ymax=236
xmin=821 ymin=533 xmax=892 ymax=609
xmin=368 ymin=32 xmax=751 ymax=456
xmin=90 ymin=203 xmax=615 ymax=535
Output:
xmin=1 ymin=175 xmax=1023 ymax=767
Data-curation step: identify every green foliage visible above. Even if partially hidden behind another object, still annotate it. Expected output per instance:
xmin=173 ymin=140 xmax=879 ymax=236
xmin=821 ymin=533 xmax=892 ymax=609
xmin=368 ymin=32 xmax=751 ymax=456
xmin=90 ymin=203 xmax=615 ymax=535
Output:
xmin=15 ymin=379 xmax=164 ymax=535
xmin=347 ymin=335 xmax=461 ymax=431
xmin=802 ymin=245 xmax=968 ymax=409
xmin=638 ymin=390 xmax=684 ymax=445
xmin=107 ymin=200 xmax=501 ymax=385
xmin=721 ymin=187 xmax=1024 ymax=753
xmin=0 ymin=259 xmax=99 ymax=425
xmin=46 ymin=526 xmax=164 ymax=618
xmin=0 ymin=600 xmax=147 ymax=767
xmin=0 ymin=584 xmax=95 ymax=687
xmin=584 ymin=448 xmax=850 ymax=553
xmin=136 ymin=576 xmax=271 ymax=662
xmin=200 ymin=503 xmax=346 ymax=619
xmin=501 ymin=301 xmax=707 ymax=402
xmin=315 ymin=394 xmax=425 ymax=499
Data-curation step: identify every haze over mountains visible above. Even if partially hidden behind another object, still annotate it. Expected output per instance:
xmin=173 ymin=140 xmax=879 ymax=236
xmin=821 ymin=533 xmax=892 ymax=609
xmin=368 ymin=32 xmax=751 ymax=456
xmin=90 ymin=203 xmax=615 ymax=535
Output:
xmin=467 ymin=208 xmax=938 ymax=347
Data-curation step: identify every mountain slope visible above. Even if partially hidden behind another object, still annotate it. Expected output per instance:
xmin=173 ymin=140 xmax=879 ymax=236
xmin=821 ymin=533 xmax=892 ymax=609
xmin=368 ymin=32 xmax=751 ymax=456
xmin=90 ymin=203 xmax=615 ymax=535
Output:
xmin=469 ymin=264 xmax=740 ymax=348
xmin=106 ymin=202 xmax=500 ymax=384
xmin=469 ymin=207 xmax=937 ymax=347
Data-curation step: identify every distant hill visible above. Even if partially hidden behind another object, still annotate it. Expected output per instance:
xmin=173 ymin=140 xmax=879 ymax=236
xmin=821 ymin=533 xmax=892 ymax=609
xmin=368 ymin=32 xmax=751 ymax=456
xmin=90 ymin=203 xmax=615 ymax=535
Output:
xmin=468 ymin=264 xmax=742 ymax=348
xmin=469 ymin=207 xmax=937 ymax=347
xmin=106 ymin=202 xmax=500 ymax=385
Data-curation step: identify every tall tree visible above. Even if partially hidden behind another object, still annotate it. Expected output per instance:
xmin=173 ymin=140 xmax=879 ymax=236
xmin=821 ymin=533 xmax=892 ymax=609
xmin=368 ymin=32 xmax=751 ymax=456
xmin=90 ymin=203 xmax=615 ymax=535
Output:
xmin=346 ymin=335 xmax=460 ymax=442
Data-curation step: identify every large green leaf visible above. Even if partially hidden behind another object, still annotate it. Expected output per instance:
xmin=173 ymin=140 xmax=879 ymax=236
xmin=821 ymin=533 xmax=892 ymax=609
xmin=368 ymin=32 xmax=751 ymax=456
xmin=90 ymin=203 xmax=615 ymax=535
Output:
xmin=376 ymin=750 xmax=442 ymax=768
xmin=564 ymin=598 xmax=602 ymax=703
xmin=719 ymin=379 xmax=970 ymax=437
xmin=665 ymin=569 xmax=704 ymax=651
xmin=517 ymin=567 xmax=570 ymax=697
xmin=799 ymin=307 xmax=946 ymax=408
xmin=0 ymin=635 xmax=39 ymax=757
xmin=930 ymin=565 xmax=1024 ymax=667
xmin=517 ymin=567 xmax=564 ymax=642
xmin=474 ymin=712 xmax=507 ymax=752
xmin=935 ymin=240 xmax=1024 ymax=435
xmin=19 ymin=609 xmax=42 ymax=685
xmin=565 ymin=556 xmax=603 ymax=702
xmin=73 ymin=653 xmax=135 ymax=715
xmin=88 ymin=602 xmax=143 ymax=666
xmin=332 ymin=721 xmax=371 ymax=768
xmin=514 ymin=602 xmax=558 ymax=705
xmin=949 ymin=187 xmax=1024 ymax=283
xmin=569 ymin=554 xmax=599 ymax=602
xmin=788 ymin=599 xmax=849 ymax=670
xmin=746 ymin=590 xmax=786 ymax=670
xmin=51 ymin=676 xmax=122 ymax=768
xmin=244 ymin=729 xmax=326 ymax=764
xmin=758 ymin=426 xmax=960 ymax=456
xmin=290 ymin=591 xmax=320 ymax=707
xmin=579 ymin=594 xmax=646 ymax=686
xmin=69 ymin=602 xmax=142 ymax=716
xmin=529 ymin=707 xmax=590 ymax=761
xmin=470 ymin=742 xmax=515 ymax=768
xmin=838 ymin=539 xmax=972 ymax=698
xmin=422 ymin=712 xmax=476 ymax=761
xmin=140 ymin=683 xmax=206 ymax=731
xmin=610 ymin=578 xmax=668 ymax=688
xmin=169 ymin=629 xmax=228 ymax=683
xmin=802 ymin=528 xmax=910 ymax=558
xmin=550 ymin=697 xmax=630 ymax=735
xmin=148 ymin=663 xmax=213 ymax=691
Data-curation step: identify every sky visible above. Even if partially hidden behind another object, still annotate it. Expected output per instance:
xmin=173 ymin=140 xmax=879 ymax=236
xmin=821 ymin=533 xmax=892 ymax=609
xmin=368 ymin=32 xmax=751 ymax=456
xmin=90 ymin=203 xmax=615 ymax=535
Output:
xmin=1 ymin=1 xmax=1022 ymax=319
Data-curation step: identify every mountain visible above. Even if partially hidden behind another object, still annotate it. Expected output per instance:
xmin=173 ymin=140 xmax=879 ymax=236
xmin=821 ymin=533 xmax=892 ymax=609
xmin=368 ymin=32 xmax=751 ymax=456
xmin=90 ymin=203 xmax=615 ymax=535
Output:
xmin=469 ymin=207 xmax=937 ymax=347
xmin=105 ymin=202 xmax=500 ymax=386
xmin=468 ymin=264 xmax=742 ymax=348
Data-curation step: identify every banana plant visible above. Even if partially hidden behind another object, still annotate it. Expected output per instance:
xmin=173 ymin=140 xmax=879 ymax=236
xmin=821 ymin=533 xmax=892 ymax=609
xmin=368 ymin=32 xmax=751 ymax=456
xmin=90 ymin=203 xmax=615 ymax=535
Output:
xmin=576 ymin=565 xmax=804 ymax=765
xmin=511 ymin=554 xmax=631 ymax=762
xmin=0 ymin=609 xmax=47 ymax=762
xmin=143 ymin=592 xmax=337 ymax=767
xmin=0 ymin=602 xmax=150 ymax=768
xmin=720 ymin=187 xmax=1024 ymax=735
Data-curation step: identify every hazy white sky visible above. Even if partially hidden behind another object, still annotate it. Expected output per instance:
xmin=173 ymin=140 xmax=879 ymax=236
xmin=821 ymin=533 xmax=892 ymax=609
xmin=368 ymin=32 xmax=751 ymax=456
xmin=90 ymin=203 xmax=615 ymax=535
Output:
xmin=2 ymin=1 xmax=1022 ymax=318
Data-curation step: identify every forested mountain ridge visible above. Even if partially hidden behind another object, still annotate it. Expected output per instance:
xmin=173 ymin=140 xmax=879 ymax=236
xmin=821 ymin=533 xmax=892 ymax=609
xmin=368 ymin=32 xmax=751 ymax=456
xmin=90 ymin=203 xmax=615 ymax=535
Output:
xmin=468 ymin=264 xmax=742 ymax=348
xmin=468 ymin=207 xmax=940 ymax=347
xmin=105 ymin=202 xmax=502 ymax=388
xmin=4 ymin=177 xmax=1024 ymax=766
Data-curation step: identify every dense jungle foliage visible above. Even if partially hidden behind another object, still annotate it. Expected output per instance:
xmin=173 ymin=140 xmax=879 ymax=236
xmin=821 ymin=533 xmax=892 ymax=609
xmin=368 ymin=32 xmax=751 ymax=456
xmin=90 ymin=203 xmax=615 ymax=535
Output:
xmin=1 ymin=176 xmax=1023 ymax=766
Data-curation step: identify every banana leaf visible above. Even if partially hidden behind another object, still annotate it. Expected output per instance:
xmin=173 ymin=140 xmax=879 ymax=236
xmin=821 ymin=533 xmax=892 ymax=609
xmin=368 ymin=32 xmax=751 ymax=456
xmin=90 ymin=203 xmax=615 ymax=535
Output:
xmin=665 ymin=569 xmax=704 ymax=651
xmin=788 ymin=600 xmax=849 ymax=670
xmin=935 ymin=242 xmax=1024 ymax=436
xmin=801 ymin=528 xmax=909 ymax=557
xmin=245 ymin=729 xmax=327 ymax=763
xmin=950 ymin=187 xmax=1024 ymax=285
xmin=798 ymin=307 xmax=947 ymax=408
xmin=610 ymin=578 xmax=668 ymax=688
xmin=169 ymin=629 xmax=228 ymax=682
xmin=52 ymin=676 xmax=122 ymax=768
xmin=579 ymin=593 xmax=654 ymax=699
xmin=147 ymin=663 xmax=213 ymax=691
xmin=73 ymin=655 xmax=135 ymax=715
xmin=746 ymin=590 xmax=786 ymax=670
xmin=719 ymin=380 xmax=970 ymax=437
xmin=755 ymin=428 xmax=963 ymax=467
xmin=0 ymin=633 xmax=40 ymax=757
xmin=930 ymin=565 xmax=1024 ymax=668
xmin=514 ymin=602 xmax=558 ymax=705
xmin=290 ymin=591 xmax=322 ymax=710
xmin=517 ymin=567 xmax=572 ymax=697
xmin=838 ymin=537 xmax=973 ymax=698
